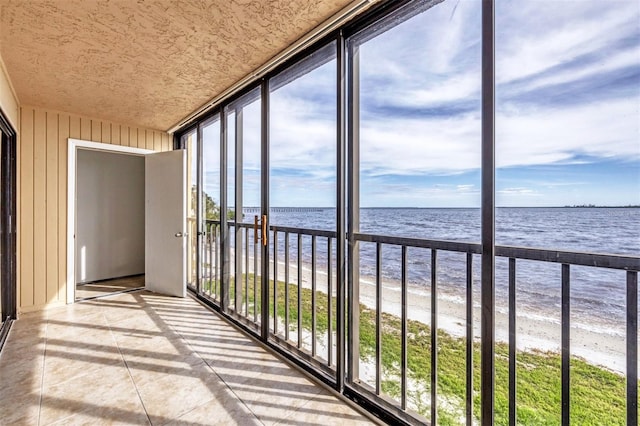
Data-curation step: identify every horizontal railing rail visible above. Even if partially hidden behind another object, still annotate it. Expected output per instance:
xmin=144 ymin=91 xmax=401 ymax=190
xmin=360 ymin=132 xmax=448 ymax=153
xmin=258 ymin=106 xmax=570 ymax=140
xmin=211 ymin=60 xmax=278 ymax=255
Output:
xmin=496 ymin=245 xmax=640 ymax=271
xmin=271 ymin=224 xmax=337 ymax=239
xmin=355 ymin=231 xmax=482 ymax=253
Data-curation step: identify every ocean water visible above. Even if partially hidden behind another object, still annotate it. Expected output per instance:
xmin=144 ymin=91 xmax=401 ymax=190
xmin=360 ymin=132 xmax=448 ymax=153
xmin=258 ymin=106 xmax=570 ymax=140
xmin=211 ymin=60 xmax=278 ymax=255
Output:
xmin=264 ymin=207 xmax=639 ymax=335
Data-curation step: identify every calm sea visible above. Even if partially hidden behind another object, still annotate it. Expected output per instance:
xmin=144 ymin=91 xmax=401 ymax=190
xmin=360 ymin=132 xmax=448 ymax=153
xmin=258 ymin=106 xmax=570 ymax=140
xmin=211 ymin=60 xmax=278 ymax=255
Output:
xmin=263 ymin=207 xmax=639 ymax=336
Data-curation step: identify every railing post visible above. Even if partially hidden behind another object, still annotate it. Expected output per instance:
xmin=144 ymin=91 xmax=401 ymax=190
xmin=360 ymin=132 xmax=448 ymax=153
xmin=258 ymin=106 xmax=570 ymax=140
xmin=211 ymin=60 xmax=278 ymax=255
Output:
xmin=466 ymin=252 xmax=474 ymax=426
xmin=311 ymin=235 xmax=317 ymax=356
xmin=284 ymin=232 xmax=290 ymax=341
xmin=273 ymin=229 xmax=279 ymax=336
xmin=481 ymin=0 xmax=496 ymax=424
xmin=401 ymin=246 xmax=408 ymax=410
xmin=509 ymin=258 xmax=517 ymax=426
xmin=628 ymin=271 xmax=638 ymax=426
xmin=375 ymin=242 xmax=382 ymax=395
xmin=431 ymin=249 xmax=438 ymax=423
xmin=561 ymin=264 xmax=571 ymax=426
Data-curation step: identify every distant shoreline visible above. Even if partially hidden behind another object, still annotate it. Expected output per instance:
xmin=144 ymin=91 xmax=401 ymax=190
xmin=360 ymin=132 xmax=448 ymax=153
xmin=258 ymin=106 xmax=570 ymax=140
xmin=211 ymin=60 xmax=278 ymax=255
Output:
xmin=250 ymin=205 xmax=640 ymax=209
xmin=562 ymin=204 xmax=640 ymax=208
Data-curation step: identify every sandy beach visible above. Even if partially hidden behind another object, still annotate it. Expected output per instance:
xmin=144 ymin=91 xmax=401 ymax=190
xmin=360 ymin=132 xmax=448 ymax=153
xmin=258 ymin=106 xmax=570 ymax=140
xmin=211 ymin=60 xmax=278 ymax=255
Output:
xmin=261 ymin=256 xmax=628 ymax=375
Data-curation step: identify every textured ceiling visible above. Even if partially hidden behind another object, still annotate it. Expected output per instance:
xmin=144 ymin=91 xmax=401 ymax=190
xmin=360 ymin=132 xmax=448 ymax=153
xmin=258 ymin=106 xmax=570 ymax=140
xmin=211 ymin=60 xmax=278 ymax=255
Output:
xmin=0 ymin=0 xmax=360 ymax=131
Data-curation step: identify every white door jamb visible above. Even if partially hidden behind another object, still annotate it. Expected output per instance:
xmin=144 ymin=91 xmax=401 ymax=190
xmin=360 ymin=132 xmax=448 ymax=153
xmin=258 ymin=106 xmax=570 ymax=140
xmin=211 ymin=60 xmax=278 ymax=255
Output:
xmin=66 ymin=139 xmax=153 ymax=304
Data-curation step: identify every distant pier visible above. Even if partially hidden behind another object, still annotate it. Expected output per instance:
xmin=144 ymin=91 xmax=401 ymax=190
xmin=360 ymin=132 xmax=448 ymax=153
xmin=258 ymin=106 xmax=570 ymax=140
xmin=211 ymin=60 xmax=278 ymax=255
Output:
xmin=242 ymin=207 xmax=327 ymax=214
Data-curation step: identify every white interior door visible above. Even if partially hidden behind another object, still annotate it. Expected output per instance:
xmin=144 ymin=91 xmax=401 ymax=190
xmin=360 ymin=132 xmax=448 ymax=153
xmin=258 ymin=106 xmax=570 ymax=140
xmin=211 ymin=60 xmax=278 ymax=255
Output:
xmin=145 ymin=150 xmax=186 ymax=297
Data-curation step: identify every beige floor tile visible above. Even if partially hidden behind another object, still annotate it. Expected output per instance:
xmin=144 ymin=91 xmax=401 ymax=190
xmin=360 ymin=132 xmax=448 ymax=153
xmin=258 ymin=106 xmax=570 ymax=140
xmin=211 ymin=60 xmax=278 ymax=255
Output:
xmin=171 ymin=387 xmax=260 ymax=426
xmin=9 ymin=312 xmax=48 ymax=331
xmin=179 ymin=327 xmax=258 ymax=350
xmin=41 ymin=349 xmax=123 ymax=390
xmin=15 ymin=309 xmax=49 ymax=322
xmin=110 ymin=327 xmax=184 ymax=354
xmin=45 ymin=316 xmax=111 ymax=340
xmin=108 ymin=311 xmax=174 ymax=332
xmin=102 ymin=307 xmax=155 ymax=325
xmin=121 ymin=337 xmax=191 ymax=360
xmin=230 ymin=372 xmax=324 ymax=426
xmin=3 ymin=320 xmax=47 ymax=352
xmin=177 ymin=327 xmax=253 ymax=351
xmin=45 ymin=406 xmax=151 ymax=426
xmin=170 ymin=323 xmax=237 ymax=342
xmin=1 ymin=289 xmax=376 ymax=426
xmin=275 ymin=391 xmax=374 ymax=425
xmin=0 ymin=390 xmax=41 ymax=426
xmin=124 ymin=347 xmax=208 ymax=390
xmin=46 ymin=304 xmax=106 ymax=323
xmin=42 ymin=326 xmax=123 ymax=389
xmin=134 ymin=366 xmax=227 ymax=425
xmin=177 ymin=315 xmax=245 ymax=334
xmin=39 ymin=363 xmax=143 ymax=425
xmin=0 ymin=347 xmax=44 ymax=396
xmin=44 ymin=326 xmax=119 ymax=354
xmin=202 ymin=343 xmax=297 ymax=388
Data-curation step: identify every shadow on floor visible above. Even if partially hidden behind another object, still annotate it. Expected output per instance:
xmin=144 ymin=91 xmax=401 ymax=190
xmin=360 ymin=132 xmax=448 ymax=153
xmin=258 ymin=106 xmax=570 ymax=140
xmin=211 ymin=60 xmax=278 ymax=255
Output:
xmin=75 ymin=275 xmax=145 ymax=301
xmin=0 ymin=290 xmax=374 ymax=425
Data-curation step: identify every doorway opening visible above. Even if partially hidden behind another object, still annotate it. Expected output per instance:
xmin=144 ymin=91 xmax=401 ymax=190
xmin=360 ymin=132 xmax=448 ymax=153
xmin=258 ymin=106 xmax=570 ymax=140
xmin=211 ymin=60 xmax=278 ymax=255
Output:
xmin=67 ymin=140 xmax=153 ymax=302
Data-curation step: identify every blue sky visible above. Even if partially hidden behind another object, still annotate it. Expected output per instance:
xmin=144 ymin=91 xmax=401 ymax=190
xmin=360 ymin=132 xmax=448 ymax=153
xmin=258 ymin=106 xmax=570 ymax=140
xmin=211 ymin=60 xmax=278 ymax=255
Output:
xmin=204 ymin=0 xmax=640 ymax=208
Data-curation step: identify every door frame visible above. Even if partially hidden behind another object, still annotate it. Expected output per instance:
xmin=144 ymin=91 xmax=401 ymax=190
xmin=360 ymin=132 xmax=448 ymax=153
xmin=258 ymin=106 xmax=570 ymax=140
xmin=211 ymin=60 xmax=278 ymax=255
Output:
xmin=0 ymin=108 xmax=17 ymax=324
xmin=66 ymin=139 xmax=153 ymax=304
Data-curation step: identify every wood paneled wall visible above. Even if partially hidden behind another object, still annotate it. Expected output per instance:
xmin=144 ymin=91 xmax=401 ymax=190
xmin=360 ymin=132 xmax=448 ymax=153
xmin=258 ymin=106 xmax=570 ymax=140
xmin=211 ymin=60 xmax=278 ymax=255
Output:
xmin=18 ymin=106 xmax=172 ymax=312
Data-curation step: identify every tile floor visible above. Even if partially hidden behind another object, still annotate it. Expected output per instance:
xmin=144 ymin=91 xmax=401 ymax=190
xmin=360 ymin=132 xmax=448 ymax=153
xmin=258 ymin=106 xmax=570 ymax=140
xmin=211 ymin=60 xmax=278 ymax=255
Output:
xmin=75 ymin=275 xmax=145 ymax=301
xmin=0 ymin=290 xmax=376 ymax=425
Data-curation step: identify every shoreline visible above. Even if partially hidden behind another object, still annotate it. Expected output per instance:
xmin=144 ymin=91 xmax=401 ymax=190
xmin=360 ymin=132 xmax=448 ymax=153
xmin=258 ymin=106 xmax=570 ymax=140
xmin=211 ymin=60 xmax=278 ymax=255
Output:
xmin=263 ymin=257 xmax=627 ymax=374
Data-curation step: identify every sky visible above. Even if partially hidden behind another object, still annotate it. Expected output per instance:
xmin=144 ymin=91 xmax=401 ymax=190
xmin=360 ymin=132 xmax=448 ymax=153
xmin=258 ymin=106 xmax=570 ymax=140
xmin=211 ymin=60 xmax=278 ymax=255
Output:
xmin=202 ymin=0 xmax=640 ymax=208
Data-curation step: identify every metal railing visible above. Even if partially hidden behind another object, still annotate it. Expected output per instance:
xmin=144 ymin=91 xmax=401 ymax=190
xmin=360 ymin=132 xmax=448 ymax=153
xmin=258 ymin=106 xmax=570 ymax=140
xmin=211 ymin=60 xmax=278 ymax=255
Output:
xmin=194 ymin=220 xmax=639 ymax=425
xmin=202 ymin=220 xmax=221 ymax=302
xmin=228 ymin=221 xmax=262 ymax=327
xmin=268 ymin=225 xmax=338 ymax=376
xmin=351 ymin=232 xmax=482 ymax=425
xmin=495 ymin=245 xmax=639 ymax=426
xmin=349 ymin=232 xmax=638 ymax=425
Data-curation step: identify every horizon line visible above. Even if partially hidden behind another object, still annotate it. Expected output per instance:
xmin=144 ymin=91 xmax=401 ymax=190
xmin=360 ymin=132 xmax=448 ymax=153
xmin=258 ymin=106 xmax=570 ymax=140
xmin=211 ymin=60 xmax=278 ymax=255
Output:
xmin=238 ymin=205 xmax=640 ymax=209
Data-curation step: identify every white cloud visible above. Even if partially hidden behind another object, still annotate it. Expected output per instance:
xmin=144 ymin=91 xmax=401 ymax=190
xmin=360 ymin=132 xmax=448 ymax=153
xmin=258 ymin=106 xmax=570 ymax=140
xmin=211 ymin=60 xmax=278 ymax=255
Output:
xmin=199 ymin=0 xmax=639 ymax=207
xmin=355 ymin=0 xmax=639 ymax=177
xmin=496 ymin=1 xmax=638 ymax=85
xmin=496 ymin=98 xmax=640 ymax=168
xmin=456 ymin=184 xmax=478 ymax=193
xmin=498 ymin=187 xmax=539 ymax=196
xmin=359 ymin=112 xmax=481 ymax=175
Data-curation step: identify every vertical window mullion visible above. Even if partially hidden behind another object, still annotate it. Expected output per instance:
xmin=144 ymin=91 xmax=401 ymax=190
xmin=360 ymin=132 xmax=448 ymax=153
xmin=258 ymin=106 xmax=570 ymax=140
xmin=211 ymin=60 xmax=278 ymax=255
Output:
xmin=481 ymin=1 xmax=496 ymax=425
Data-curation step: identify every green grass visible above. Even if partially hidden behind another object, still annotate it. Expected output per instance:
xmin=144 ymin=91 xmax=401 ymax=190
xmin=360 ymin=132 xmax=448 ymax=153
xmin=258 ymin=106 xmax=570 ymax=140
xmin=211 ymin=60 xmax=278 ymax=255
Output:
xmin=203 ymin=275 xmax=631 ymax=425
